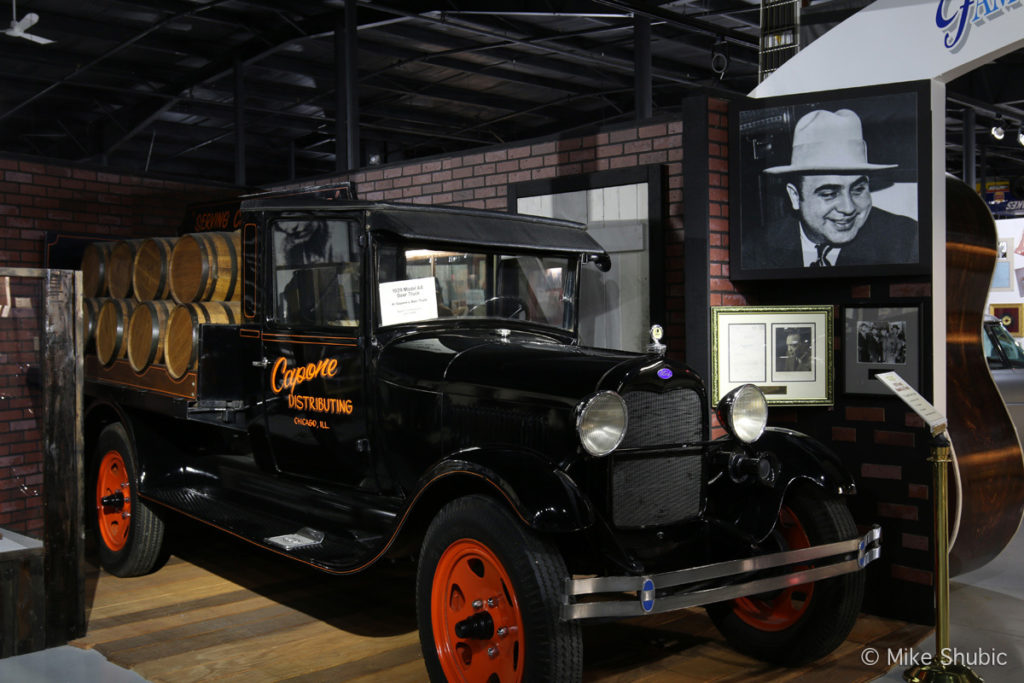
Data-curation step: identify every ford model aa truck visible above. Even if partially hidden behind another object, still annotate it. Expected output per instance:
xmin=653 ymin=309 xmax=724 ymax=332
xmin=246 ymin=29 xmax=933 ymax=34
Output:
xmin=84 ymin=198 xmax=880 ymax=682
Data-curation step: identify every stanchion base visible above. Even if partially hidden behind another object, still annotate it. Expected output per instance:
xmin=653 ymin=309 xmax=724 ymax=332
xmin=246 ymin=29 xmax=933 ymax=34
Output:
xmin=904 ymin=663 xmax=984 ymax=683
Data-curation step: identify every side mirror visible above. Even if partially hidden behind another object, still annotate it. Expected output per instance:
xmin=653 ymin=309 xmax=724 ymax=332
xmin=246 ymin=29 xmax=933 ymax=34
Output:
xmin=588 ymin=253 xmax=611 ymax=272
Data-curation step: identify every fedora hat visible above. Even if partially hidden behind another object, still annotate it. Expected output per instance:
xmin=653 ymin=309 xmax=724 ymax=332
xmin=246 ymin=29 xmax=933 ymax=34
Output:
xmin=763 ymin=109 xmax=897 ymax=175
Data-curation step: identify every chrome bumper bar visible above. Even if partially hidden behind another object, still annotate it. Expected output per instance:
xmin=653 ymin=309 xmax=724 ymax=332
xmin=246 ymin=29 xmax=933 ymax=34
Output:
xmin=562 ymin=525 xmax=881 ymax=621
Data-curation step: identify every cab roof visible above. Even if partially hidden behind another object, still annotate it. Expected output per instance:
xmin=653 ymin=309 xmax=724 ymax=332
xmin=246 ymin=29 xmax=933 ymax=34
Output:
xmin=240 ymin=197 xmax=608 ymax=257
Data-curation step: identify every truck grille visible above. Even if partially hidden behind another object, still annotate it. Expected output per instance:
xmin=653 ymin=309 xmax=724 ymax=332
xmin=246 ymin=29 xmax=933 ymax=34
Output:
xmin=611 ymin=455 xmax=702 ymax=528
xmin=611 ymin=389 xmax=704 ymax=528
xmin=620 ymin=389 xmax=703 ymax=448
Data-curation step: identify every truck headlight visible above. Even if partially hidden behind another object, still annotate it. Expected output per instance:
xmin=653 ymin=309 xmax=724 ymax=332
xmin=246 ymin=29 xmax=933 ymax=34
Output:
xmin=577 ymin=391 xmax=627 ymax=456
xmin=716 ymin=384 xmax=767 ymax=444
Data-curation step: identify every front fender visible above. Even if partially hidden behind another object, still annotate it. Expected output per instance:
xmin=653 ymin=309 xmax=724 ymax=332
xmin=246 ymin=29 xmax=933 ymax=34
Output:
xmin=416 ymin=447 xmax=596 ymax=533
xmin=710 ymin=427 xmax=856 ymax=543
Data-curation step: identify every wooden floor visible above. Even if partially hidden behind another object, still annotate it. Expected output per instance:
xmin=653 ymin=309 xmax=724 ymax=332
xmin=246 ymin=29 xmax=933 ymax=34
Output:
xmin=71 ymin=522 xmax=930 ymax=682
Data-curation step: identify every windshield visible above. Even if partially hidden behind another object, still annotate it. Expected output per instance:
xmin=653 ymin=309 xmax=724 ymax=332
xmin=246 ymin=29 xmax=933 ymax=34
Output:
xmin=375 ymin=243 xmax=576 ymax=331
xmin=986 ymin=321 xmax=1024 ymax=369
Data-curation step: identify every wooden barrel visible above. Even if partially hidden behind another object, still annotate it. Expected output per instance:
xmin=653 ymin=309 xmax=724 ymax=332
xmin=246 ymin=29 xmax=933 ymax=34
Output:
xmin=95 ymin=299 xmax=138 ymax=366
xmin=126 ymin=300 xmax=177 ymax=372
xmin=81 ymin=242 xmax=115 ymax=297
xmin=83 ymin=297 xmax=109 ymax=352
xmin=164 ymin=301 xmax=241 ymax=379
xmin=169 ymin=231 xmax=241 ymax=304
xmin=133 ymin=236 xmax=177 ymax=302
xmin=107 ymin=239 xmax=146 ymax=299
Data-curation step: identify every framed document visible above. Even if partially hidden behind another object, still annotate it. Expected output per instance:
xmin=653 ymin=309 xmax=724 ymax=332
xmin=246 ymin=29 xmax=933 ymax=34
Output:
xmin=711 ymin=305 xmax=834 ymax=406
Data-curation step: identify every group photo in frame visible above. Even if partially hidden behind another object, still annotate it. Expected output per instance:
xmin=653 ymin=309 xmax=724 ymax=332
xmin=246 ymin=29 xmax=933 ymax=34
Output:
xmin=729 ymin=80 xmax=931 ymax=281
xmin=711 ymin=305 xmax=834 ymax=406
xmin=843 ymin=305 xmax=921 ymax=396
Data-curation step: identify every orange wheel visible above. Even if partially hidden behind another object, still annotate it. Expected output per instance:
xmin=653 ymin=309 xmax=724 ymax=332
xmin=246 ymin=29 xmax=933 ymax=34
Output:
xmin=416 ymin=495 xmax=581 ymax=682
xmin=431 ymin=539 xmax=525 ymax=683
xmin=91 ymin=423 xmax=165 ymax=577
xmin=705 ymin=487 xmax=865 ymax=666
xmin=732 ymin=505 xmax=814 ymax=631
xmin=96 ymin=449 xmax=131 ymax=552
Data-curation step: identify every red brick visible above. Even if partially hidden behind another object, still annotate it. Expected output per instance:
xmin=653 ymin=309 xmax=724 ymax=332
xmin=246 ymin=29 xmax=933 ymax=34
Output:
xmin=861 ymin=463 xmax=902 ymax=479
xmin=832 ymin=426 xmax=858 ymax=443
xmin=874 ymin=430 xmax=915 ymax=448
xmin=890 ymin=283 xmax=931 ymax=298
xmin=902 ymin=533 xmax=929 ymax=552
xmin=850 ymin=285 xmax=871 ymax=298
xmin=845 ymin=406 xmax=885 ymax=422
xmin=891 ymin=564 xmax=933 ymax=586
xmin=908 ymin=483 xmax=929 ymax=500
xmin=877 ymin=502 xmax=919 ymax=521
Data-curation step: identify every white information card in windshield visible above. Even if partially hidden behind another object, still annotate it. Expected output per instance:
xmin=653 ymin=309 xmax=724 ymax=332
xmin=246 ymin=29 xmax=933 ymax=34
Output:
xmin=379 ymin=276 xmax=438 ymax=326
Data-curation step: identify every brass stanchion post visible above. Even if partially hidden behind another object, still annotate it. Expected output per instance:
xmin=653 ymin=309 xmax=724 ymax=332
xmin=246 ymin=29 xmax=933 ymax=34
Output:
xmin=903 ymin=432 xmax=982 ymax=683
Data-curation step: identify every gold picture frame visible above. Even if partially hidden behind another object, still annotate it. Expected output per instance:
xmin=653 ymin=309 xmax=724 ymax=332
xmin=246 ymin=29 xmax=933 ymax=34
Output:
xmin=711 ymin=305 xmax=834 ymax=406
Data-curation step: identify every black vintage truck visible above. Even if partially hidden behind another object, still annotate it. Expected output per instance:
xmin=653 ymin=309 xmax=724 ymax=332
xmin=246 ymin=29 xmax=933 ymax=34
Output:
xmin=84 ymin=197 xmax=880 ymax=682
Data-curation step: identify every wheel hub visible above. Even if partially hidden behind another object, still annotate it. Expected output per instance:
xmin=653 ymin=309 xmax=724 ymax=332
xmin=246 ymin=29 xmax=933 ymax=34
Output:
xmin=100 ymin=490 xmax=125 ymax=509
xmin=455 ymin=610 xmax=495 ymax=640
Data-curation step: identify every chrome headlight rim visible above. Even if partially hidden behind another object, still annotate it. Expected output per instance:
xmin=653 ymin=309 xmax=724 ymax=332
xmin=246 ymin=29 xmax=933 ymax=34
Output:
xmin=717 ymin=384 xmax=768 ymax=444
xmin=576 ymin=390 xmax=628 ymax=457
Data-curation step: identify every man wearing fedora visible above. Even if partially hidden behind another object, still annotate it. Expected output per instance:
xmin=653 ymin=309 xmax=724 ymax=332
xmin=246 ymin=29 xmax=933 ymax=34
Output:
xmin=744 ymin=108 xmax=918 ymax=270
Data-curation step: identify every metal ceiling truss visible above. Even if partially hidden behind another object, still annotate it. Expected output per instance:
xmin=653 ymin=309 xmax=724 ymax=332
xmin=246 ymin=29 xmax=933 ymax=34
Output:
xmin=0 ymin=0 xmax=1020 ymax=187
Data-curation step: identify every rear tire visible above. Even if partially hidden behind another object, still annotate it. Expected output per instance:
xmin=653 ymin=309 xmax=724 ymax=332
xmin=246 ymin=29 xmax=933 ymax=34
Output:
xmin=416 ymin=494 xmax=582 ymax=682
xmin=92 ymin=422 xmax=166 ymax=577
xmin=706 ymin=485 xmax=865 ymax=665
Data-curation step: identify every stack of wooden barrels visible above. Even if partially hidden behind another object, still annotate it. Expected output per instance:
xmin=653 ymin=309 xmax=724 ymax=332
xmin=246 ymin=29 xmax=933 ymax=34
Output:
xmin=81 ymin=231 xmax=242 ymax=379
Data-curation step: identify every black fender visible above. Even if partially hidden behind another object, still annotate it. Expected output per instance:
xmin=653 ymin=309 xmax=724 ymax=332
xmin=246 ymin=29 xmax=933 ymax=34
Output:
xmin=412 ymin=447 xmax=595 ymax=533
xmin=709 ymin=427 xmax=857 ymax=543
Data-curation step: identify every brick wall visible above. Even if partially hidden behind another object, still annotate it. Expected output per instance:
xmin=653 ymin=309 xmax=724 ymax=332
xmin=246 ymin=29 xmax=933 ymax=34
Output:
xmin=0 ymin=154 xmax=239 ymax=534
xmin=0 ymin=157 xmax=237 ymax=268
xmin=0 ymin=277 xmax=44 ymax=534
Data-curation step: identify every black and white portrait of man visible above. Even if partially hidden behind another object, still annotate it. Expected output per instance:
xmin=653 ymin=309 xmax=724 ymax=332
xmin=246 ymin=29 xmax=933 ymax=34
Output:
xmin=734 ymin=86 xmax=926 ymax=278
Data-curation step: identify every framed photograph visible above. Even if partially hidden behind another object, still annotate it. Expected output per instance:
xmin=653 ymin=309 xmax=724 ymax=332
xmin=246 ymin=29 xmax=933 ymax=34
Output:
xmin=711 ymin=305 xmax=834 ymax=406
xmin=990 ymin=304 xmax=1024 ymax=335
xmin=844 ymin=306 xmax=920 ymax=395
xmin=991 ymin=238 xmax=1014 ymax=291
xmin=729 ymin=80 xmax=931 ymax=281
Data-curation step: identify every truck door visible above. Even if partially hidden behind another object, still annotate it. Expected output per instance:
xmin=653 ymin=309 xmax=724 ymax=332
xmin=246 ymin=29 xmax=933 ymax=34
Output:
xmin=260 ymin=215 xmax=371 ymax=487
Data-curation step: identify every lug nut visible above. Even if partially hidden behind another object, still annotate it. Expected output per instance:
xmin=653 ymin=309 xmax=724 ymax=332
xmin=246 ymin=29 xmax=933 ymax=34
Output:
xmin=472 ymin=599 xmax=483 ymax=610
xmin=497 ymin=627 xmax=508 ymax=638
xmin=487 ymin=597 xmax=496 ymax=608
xmin=487 ymin=647 xmax=498 ymax=659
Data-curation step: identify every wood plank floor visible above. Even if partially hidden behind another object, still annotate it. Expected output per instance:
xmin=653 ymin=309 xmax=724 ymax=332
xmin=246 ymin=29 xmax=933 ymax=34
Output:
xmin=71 ymin=521 xmax=930 ymax=682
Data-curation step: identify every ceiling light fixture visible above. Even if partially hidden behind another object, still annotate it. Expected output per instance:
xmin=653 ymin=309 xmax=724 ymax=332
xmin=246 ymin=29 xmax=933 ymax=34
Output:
xmin=1018 ymin=126 xmax=1024 ymax=147
xmin=991 ymin=116 xmax=1006 ymax=140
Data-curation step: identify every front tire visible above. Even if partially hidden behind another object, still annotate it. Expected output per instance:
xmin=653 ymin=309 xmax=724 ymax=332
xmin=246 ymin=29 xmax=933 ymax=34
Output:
xmin=706 ymin=485 xmax=865 ymax=665
xmin=92 ymin=422 xmax=166 ymax=577
xmin=416 ymin=494 xmax=582 ymax=682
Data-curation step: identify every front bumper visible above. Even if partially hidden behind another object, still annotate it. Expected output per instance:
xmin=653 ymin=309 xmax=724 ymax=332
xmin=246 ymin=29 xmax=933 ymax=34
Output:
xmin=562 ymin=525 xmax=881 ymax=620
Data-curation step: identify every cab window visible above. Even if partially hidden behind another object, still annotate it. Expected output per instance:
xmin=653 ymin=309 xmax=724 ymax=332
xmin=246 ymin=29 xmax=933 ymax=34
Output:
xmin=375 ymin=243 xmax=575 ymax=330
xmin=271 ymin=218 xmax=360 ymax=328
xmin=987 ymin=321 xmax=1024 ymax=369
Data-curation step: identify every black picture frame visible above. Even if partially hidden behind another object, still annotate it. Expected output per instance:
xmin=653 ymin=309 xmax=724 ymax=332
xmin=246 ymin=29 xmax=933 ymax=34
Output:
xmin=729 ymin=80 xmax=932 ymax=281
xmin=843 ymin=305 xmax=921 ymax=396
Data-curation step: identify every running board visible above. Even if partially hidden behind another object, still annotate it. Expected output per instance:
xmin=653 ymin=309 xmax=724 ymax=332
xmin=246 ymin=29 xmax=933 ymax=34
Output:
xmin=562 ymin=525 xmax=881 ymax=620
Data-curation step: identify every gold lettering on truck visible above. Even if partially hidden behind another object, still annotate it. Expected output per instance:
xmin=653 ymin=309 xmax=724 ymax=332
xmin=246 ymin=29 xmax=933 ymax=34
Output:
xmin=270 ymin=356 xmax=354 ymax=417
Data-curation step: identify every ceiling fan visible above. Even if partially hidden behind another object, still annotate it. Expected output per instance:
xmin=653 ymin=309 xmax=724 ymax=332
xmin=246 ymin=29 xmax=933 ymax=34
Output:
xmin=4 ymin=0 xmax=55 ymax=44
